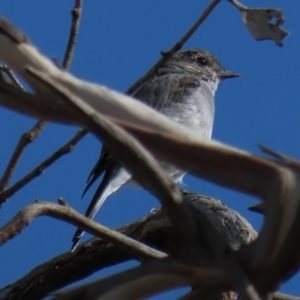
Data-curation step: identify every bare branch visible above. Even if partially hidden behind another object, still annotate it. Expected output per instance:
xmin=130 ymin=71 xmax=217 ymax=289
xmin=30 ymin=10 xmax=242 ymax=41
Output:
xmin=0 ymin=200 xmax=165 ymax=260
xmin=0 ymin=120 xmax=46 ymax=192
xmin=62 ymin=0 xmax=83 ymax=69
xmin=0 ymin=80 xmax=80 ymax=123
xmin=0 ymin=129 xmax=88 ymax=205
xmin=0 ymin=195 xmax=255 ymax=300
xmin=52 ymin=258 xmax=225 ymax=300
xmin=0 ymin=65 xmax=24 ymax=90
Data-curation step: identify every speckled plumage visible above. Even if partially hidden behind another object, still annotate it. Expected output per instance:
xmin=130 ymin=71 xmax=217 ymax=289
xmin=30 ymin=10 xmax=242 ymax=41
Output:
xmin=71 ymin=49 xmax=240 ymax=251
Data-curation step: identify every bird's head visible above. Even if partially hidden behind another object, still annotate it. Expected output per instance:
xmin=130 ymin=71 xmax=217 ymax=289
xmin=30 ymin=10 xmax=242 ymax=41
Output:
xmin=165 ymin=49 xmax=241 ymax=83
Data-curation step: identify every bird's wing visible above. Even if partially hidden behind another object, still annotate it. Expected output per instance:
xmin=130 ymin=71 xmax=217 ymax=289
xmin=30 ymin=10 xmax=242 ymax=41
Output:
xmin=83 ymin=73 xmax=201 ymax=196
xmin=134 ymin=73 xmax=201 ymax=109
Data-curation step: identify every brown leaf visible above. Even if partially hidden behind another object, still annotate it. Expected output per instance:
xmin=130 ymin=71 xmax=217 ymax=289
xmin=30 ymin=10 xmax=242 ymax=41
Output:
xmin=229 ymin=0 xmax=289 ymax=46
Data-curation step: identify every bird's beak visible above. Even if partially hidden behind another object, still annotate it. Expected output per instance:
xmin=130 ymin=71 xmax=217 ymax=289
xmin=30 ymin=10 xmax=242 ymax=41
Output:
xmin=219 ymin=70 xmax=241 ymax=80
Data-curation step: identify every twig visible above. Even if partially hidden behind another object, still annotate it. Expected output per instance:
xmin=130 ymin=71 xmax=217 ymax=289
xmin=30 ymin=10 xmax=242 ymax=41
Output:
xmin=0 ymin=80 xmax=80 ymax=123
xmin=125 ymin=0 xmax=220 ymax=95
xmin=62 ymin=0 xmax=83 ymax=69
xmin=0 ymin=65 xmax=25 ymax=90
xmin=52 ymin=258 xmax=222 ymax=300
xmin=0 ymin=129 xmax=88 ymax=205
xmin=0 ymin=200 xmax=166 ymax=261
xmin=0 ymin=120 xmax=46 ymax=192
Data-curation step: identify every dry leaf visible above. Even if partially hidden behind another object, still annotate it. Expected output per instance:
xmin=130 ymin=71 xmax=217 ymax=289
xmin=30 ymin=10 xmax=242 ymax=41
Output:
xmin=229 ymin=0 xmax=289 ymax=46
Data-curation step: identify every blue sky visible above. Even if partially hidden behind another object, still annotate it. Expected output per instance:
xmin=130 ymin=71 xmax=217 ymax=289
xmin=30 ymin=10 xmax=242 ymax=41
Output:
xmin=0 ymin=1 xmax=299 ymax=299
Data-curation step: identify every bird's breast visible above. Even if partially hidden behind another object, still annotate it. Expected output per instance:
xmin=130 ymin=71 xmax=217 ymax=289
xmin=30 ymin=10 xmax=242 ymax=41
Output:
xmin=159 ymin=85 xmax=215 ymax=139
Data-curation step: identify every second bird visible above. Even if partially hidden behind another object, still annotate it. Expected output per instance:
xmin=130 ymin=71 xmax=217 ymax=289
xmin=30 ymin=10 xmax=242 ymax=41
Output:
xmin=71 ymin=49 xmax=240 ymax=251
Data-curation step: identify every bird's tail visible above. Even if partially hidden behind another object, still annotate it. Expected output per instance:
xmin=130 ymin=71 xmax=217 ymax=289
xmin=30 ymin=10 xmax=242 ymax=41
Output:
xmin=71 ymin=167 xmax=130 ymax=251
xmin=71 ymin=181 xmax=111 ymax=251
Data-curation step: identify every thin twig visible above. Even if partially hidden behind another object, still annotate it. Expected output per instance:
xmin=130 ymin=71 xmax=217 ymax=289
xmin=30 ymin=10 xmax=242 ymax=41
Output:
xmin=0 ymin=129 xmax=88 ymax=205
xmin=0 ymin=120 xmax=46 ymax=192
xmin=62 ymin=0 xmax=83 ymax=69
xmin=0 ymin=65 xmax=25 ymax=90
xmin=125 ymin=0 xmax=220 ymax=95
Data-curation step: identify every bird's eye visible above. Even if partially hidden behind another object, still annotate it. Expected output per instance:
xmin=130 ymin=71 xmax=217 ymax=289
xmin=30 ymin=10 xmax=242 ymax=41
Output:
xmin=197 ymin=57 xmax=208 ymax=66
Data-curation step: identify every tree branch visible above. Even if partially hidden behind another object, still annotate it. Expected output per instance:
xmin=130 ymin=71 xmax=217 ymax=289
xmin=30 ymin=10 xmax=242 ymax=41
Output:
xmin=0 ymin=200 xmax=165 ymax=260
xmin=0 ymin=194 xmax=256 ymax=300
xmin=0 ymin=129 xmax=88 ymax=205
xmin=62 ymin=0 xmax=83 ymax=70
xmin=0 ymin=120 xmax=46 ymax=192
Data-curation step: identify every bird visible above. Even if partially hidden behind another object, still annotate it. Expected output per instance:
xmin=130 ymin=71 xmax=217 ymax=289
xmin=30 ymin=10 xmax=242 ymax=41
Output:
xmin=71 ymin=49 xmax=240 ymax=251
